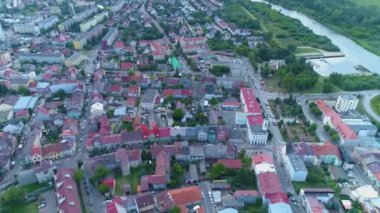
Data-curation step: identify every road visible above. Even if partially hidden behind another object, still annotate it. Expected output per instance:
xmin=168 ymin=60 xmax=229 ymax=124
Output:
xmin=243 ymin=59 xmax=305 ymax=212
xmin=199 ymin=181 xmax=216 ymax=213
xmin=363 ymin=93 xmax=380 ymax=123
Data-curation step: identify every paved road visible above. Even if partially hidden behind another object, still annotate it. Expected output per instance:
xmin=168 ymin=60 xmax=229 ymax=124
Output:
xmin=40 ymin=189 xmax=57 ymax=213
xmin=299 ymin=96 xmax=331 ymax=142
xmin=363 ymin=93 xmax=380 ymax=123
xmin=199 ymin=181 xmax=216 ymax=213
xmin=245 ymin=61 xmax=306 ymax=213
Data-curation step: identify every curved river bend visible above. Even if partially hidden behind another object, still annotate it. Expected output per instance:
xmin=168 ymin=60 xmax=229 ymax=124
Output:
xmin=251 ymin=0 xmax=380 ymax=76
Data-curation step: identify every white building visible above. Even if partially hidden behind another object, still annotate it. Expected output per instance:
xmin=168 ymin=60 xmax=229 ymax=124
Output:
xmin=284 ymin=153 xmax=308 ymax=182
xmin=268 ymin=202 xmax=292 ymax=213
xmin=246 ymin=115 xmax=268 ymax=146
xmin=335 ymin=95 xmax=358 ymax=113
xmin=91 ymin=102 xmax=104 ymax=117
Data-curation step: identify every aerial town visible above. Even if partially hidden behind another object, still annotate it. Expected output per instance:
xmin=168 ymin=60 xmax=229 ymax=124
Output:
xmin=0 ymin=0 xmax=380 ymax=213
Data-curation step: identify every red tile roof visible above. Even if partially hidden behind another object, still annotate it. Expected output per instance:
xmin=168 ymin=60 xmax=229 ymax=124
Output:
xmin=247 ymin=114 xmax=264 ymax=126
xmin=266 ymin=192 xmax=289 ymax=204
xmin=315 ymin=99 xmax=357 ymax=140
xmin=252 ymin=153 xmax=274 ymax=165
xmin=257 ymin=172 xmax=283 ymax=196
xmin=168 ymin=186 xmax=202 ymax=206
xmin=217 ymin=159 xmax=242 ymax=169
xmin=312 ymin=141 xmax=341 ymax=160
xmin=241 ymin=88 xmax=261 ymax=114
xmin=55 ymin=168 xmax=81 ymax=213
xmin=120 ymin=62 xmax=134 ymax=70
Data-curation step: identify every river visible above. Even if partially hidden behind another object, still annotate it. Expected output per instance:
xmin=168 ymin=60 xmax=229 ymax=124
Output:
xmin=251 ymin=0 xmax=380 ymax=76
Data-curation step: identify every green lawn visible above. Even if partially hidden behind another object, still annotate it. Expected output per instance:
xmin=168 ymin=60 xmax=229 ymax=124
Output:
xmin=23 ymin=182 xmax=51 ymax=194
xmin=6 ymin=201 xmax=38 ymax=213
xmin=293 ymin=167 xmax=339 ymax=193
xmin=370 ymin=95 xmax=380 ymax=116
xmin=354 ymin=0 xmax=380 ymax=7
xmin=357 ymin=97 xmax=380 ymax=128
xmin=264 ymin=76 xmax=286 ymax=93
xmin=295 ymin=47 xmax=321 ymax=54
xmin=114 ymin=167 xmax=141 ymax=195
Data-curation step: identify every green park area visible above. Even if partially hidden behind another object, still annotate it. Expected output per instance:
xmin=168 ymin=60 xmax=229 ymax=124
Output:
xmin=371 ymin=95 xmax=380 ymax=116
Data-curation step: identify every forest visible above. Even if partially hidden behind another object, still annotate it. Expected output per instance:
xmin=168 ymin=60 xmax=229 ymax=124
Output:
xmin=329 ymin=73 xmax=380 ymax=91
xmin=267 ymin=0 xmax=380 ymax=56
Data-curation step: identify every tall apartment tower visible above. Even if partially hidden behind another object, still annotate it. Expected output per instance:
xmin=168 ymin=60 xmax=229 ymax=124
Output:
xmin=0 ymin=24 xmax=5 ymax=41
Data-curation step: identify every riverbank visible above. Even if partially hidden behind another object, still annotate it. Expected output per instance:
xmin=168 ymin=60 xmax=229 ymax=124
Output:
xmin=250 ymin=0 xmax=380 ymax=75
xmin=265 ymin=0 xmax=380 ymax=56
xmin=225 ymin=0 xmax=339 ymax=51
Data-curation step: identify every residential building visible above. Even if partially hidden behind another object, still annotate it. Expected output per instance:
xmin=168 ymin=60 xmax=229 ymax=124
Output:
xmin=268 ymin=202 xmax=293 ymax=213
xmin=38 ymin=16 xmax=59 ymax=31
xmin=101 ymin=27 xmax=118 ymax=49
xmin=58 ymin=8 xmax=98 ymax=32
xmin=34 ymin=161 xmax=54 ymax=183
xmin=246 ymin=115 xmax=268 ymax=145
xmin=156 ymin=186 xmax=202 ymax=212
xmin=335 ymin=95 xmax=358 ymax=113
xmin=140 ymin=89 xmax=158 ymax=110
xmin=79 ymin=11 xmax=109 ymax=32
xmin=0 ymin=51 xmax=11 ymax=66
xmin=55 ymin=168 xmax=81 ymax=213
xmin=0 ymin=132 xmax=17 ymax=173
xmin=64 ymin=52 xmax=85 ymax=67
xmin=134 ymin=192 xmax=155 ymax=213
xmin=284 ymin=153 xmax=308 ymax=182
xmin=234 ymin=190 xmax=259 ymax=204
xmin=268 ymin=59 xmax=286 ymax=70
xmin=73 ymin=25 xmax=105 ymax=50
xmin=18 ymin=53 xmax=65 ymax=64
xmin=109 ymin=0 xmax=125 ymax=13
xmin=91 ymin=102 xmax=104 ymax=117
xmin=299 ymin=188 xmax=334 ymax=213
xmin=316 ymin=99 xmax=358 ymax=141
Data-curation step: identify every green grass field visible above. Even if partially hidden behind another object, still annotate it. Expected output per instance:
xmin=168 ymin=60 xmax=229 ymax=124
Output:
xmin=354 ymin=0 xmax=380 ymax=7
xmin=295 ymin=47 xmax=321 ymax=54
xmin=370 ymin=95 xmax=380 ymax=116
xmin=115 ymin=167 xmax=141 ymax=195
xmin=1 ymin=201 xmax=39 ymax=213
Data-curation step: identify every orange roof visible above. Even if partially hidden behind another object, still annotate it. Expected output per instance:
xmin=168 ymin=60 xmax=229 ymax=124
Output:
xmin=168 ymin=186 xmax=202 ymax=206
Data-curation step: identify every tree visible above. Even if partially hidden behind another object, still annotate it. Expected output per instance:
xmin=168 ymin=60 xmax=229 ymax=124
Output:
xmin=90 ymin=166 xmax=109 ymax=184
xmin=1 ymin=186 xmax=26 ymax=204
xmin=209 ymin=97 xmax=219 ymax=106
xmin=307 ymin=167 xmax=325 ymax=183
xmin=169 ymin=206 xmax=181 ymax=213
xmin=17 ymin=86 xmax=30 ymax=96
xmin=141 ymin=150 xmax=152 ymax=161
xmin=173 ymin=108 xmax=185 ymax=122
xmin=323 ymin=125 xmax=331 ymax=132
xmin=208 ymin=163 xmax=227 ymax=180
xmin=77 ymin=160 xmax=83 ymax=169
xmin=322 ymin=81 xmax=334 ymax=93
xmin=172 ymin=163 xmax=184 ymax=177
xmin=53 ymin=89 xmax=66 ymax=100
xmin=97 ymin=183 xmax=110 ymax=194
xmin=73 ymin=169 xmax=84 ymax=183
xmin=106 ymin=109 xmax=114 ymax=118
xmin=0 ymin=84 xmax=9 ymax=96
xmin=233 ymin=168 xmax=255 ymax=188
xmin=308 ymin=123 xmax=318 ymax=133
